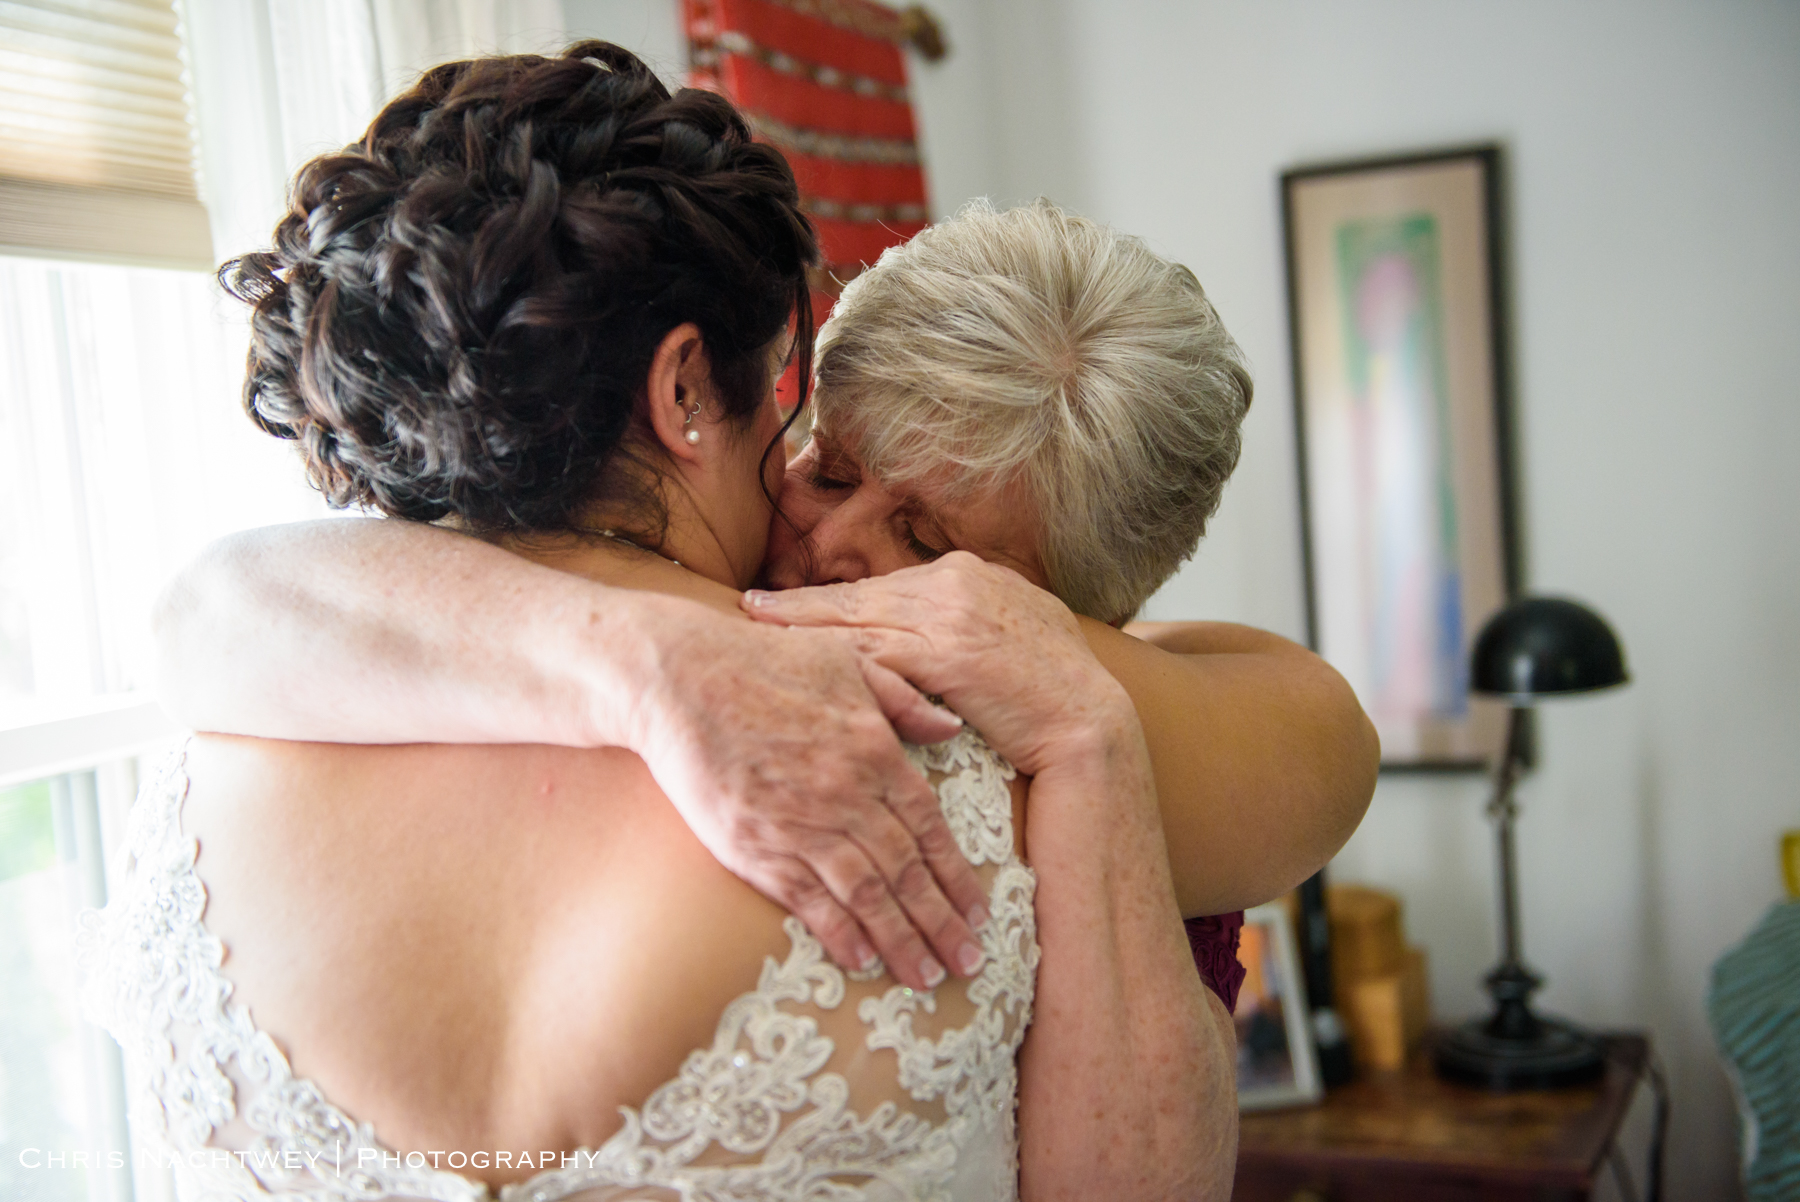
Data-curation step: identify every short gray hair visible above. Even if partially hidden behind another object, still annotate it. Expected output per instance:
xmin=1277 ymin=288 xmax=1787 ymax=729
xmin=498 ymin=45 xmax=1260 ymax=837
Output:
xmin=812 ymin=199 xmax=1253 ymax=623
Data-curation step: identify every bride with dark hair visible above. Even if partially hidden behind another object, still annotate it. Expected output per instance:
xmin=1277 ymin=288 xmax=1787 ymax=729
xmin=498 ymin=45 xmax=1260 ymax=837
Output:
xmin=81 ymin=42 xmax=1272 ymax=1201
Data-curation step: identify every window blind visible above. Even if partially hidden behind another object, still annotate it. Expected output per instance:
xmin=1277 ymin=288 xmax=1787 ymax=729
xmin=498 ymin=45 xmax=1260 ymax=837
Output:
xmin=0 ymin=0 xmax=213 ymax=269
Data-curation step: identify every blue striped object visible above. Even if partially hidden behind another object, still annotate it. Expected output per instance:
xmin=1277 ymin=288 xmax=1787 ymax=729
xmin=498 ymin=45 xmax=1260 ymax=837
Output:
xmin=1709 ymin=900 xmax=1800 ymax=1201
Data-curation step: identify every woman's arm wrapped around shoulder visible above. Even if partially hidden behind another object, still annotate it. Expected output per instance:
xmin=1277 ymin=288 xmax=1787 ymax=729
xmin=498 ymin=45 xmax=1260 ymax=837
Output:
xmin=153 ymin=521 xmax=1378 ymax=973
xmin=153 ymin=518 xmax=987 ymax=993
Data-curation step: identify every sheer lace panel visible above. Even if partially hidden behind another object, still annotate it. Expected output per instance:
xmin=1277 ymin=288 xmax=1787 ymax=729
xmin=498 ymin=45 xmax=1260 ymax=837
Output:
xmin=78 ymin=730 xmax=1038 ymax=1201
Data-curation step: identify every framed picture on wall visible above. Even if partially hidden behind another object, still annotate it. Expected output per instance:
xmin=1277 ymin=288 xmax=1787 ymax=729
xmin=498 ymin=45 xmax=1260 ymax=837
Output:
xmin=1235 ymin=903 xmax=1323 ymax=1111
xmin=1282 ymin=146 xmax=1520 ymax=770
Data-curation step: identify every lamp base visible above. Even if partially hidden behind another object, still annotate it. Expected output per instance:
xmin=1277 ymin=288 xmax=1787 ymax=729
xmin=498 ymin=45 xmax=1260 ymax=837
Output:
xmin=1433 ymin=1014 xmax=1606 ymax=1090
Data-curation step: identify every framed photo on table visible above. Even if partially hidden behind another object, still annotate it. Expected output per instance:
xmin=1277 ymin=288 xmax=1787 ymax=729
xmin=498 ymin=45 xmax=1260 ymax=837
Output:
xmin=1235 ymin=903 xmax=1323 ymax=1112
xmin=1283 ymin=146 xmax=1520 ymax=770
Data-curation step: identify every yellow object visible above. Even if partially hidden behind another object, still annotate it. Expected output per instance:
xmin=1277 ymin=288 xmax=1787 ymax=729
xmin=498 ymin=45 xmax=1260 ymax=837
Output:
xmin=1783 ymin=830 xmax=1799 ymax=900
xmin=1327 ymin=885 xmax=1431 ymax=1072
xmin=1338 ymin=947 xmax=1431 ymax=1072
xmin=1328 ymin=884 xmax=1405 ymax=978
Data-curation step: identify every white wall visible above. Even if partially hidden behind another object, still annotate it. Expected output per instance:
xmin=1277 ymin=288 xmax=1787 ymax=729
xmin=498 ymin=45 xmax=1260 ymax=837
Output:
xmin=561 ymin=0 xmax=685 ymax=83
xmin=902 ymin=2 xmax=1799 ymax=1197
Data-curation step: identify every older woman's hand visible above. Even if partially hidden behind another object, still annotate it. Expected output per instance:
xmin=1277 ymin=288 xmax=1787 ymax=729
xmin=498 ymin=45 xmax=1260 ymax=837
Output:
xmin=624 ymin=608 xmax=993 ymax=989
xmin=741 ymin=552 xmax=1133 ymax=777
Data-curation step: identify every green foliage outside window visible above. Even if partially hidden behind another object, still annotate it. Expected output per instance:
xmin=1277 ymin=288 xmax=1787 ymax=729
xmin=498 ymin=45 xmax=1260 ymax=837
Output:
xmin=0 ymin=780 xmax=56 ymax=882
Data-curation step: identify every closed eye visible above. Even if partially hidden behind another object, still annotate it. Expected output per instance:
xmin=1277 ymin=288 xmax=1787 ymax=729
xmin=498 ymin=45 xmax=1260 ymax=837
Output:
xmin=904 ymin=523 xmax=949 ymax=562
xmin=806 ymin=446 xmax=860 ymax=492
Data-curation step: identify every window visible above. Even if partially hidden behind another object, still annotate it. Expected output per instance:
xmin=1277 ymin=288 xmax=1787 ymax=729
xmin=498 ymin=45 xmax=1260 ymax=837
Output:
xmin=0 ymin=242 xmax=333 ymax=1202
xmin=0 ymin=251 xmax=334 ymax=1201
xmin=1 ymin=7 xmax=328 ymax=1195
xmin=0 ymin=767 xmax=140 ymax=1202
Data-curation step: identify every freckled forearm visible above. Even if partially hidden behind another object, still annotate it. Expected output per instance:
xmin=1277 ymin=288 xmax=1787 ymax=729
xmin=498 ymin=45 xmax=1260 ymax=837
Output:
xmin=1017 ymin=717 xmax=1235 ymax=1199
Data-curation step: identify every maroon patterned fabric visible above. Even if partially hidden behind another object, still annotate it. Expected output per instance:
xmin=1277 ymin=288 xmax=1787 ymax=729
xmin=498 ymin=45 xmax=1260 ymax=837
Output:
xmin=1185 ymin=911 xmax=1246 ymax=1014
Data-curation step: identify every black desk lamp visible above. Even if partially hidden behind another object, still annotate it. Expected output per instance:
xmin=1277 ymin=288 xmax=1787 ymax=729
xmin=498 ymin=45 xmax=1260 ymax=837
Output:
xmin=1433 ymin=596 xmax=1629 ymax=1089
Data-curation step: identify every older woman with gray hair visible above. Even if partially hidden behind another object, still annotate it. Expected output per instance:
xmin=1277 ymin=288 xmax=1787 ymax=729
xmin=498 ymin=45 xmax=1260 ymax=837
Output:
xmin=793 ymin=197 xmax=1251 ymax=626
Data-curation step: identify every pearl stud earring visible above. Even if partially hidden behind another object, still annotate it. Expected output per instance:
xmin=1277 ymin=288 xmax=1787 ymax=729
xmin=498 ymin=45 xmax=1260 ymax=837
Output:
xmin=683 ymin=399 xmax=701 ymax=444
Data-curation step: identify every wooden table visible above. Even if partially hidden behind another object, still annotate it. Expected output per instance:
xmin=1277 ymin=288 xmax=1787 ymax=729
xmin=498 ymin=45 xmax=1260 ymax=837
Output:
xmin=1233 ymin=1033 xmax=1649 ymax=1202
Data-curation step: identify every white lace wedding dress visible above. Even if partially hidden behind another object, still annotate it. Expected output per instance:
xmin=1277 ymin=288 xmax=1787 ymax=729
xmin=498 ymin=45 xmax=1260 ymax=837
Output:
xmin=79 ymin=729 xmax=1037 ymax=1202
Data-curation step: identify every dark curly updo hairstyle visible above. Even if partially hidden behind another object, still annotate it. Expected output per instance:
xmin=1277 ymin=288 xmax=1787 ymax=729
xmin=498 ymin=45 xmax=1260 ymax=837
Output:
xmin=222 ymin=41 xmax=817 ymax=537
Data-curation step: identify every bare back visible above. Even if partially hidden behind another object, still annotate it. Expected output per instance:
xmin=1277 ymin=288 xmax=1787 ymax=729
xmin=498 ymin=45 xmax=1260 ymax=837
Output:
xmin=185 ymin=738 xmax=798 ymax=1167
xmin=104 ymin=729 xmax=1034 ymax=1197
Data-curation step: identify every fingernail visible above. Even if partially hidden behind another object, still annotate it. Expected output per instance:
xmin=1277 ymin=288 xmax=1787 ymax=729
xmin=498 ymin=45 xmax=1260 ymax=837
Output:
xmin=920 ymin=956 xmax=947 ymax=989
xmin=957 ymin=942 xmax=985 ymax=975
xmin=966 ymin=903 xmax=989 ymax=931
xmin=856 ymin=942 xmax=880 ymax=972
xmin=742 ymin=589 xmax=780 ymax=608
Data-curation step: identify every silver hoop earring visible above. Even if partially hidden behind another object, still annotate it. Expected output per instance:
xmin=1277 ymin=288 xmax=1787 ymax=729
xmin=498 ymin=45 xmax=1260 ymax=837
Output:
xmin=682 ymin=399 xmax=701 ymax=445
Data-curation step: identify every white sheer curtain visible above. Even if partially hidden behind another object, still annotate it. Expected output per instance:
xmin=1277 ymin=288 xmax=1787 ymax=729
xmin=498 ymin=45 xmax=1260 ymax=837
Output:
xmin=186 ymin=0 xmax=566 ymax=263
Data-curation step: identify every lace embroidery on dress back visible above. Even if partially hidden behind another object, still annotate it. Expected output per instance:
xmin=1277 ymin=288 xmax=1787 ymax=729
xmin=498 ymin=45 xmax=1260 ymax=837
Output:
xmin=78 ymin=730 xmax=1038 ymax=1201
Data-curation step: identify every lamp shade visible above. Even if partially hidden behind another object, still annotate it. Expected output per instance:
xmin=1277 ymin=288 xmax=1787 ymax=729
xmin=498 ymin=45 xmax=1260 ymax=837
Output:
xmin=1470 ymin=596 xmax=1628 ymax=700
